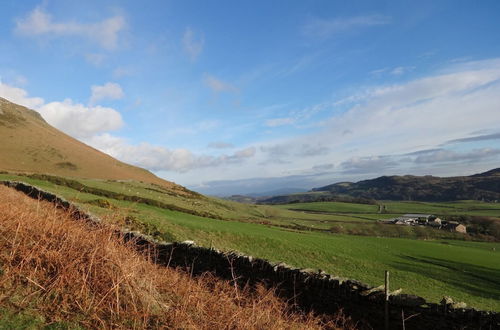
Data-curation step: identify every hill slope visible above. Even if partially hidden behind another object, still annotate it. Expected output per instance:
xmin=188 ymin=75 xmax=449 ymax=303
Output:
xmin=312 ymin=169 xmax=500 ymax=202
xmin=0 ymin=185 xmax=338 ymax=329
xmin=0 ymin=97 xmax=188 ymax=194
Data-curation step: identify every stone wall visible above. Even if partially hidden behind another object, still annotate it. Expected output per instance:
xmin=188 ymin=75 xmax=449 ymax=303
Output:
xmin=2 ymin=180 xmax=499 ymax=330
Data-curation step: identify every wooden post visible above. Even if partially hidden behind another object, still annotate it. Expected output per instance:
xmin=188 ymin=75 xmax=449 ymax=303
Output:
xmin=385 ymin=270 xmax=390 ymax=330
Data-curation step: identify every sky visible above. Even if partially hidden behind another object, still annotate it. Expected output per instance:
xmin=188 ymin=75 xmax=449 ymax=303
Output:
xmin=1 ymin=0 xmax=500 ymax=196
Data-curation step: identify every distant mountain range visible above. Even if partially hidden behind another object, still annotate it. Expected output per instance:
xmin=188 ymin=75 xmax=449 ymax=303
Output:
xmin=254 ymin=169 xmax=500 ymax=204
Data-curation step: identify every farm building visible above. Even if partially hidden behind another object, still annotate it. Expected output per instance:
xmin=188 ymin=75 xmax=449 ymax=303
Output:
xmin=444 ymin=221 xmax=467 ymax=233
xmin=383 ymin=215 xmax=467 ymax=233
xmin=388 ymin=214 xmax=434 ymax=225
xmin=403 ymin=214 xmax=434 ymax=222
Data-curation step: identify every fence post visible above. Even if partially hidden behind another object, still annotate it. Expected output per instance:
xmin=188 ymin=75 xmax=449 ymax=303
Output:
xmin=385 ymin=270 xmax=390 ymax=330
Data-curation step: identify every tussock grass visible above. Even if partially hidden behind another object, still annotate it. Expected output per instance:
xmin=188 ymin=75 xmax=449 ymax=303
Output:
xmin=0 ymin=186 xmax=354 ymax=329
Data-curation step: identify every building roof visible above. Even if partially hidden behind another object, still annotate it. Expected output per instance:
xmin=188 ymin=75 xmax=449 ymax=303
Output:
xmin=403 ymin=214 xmax=433 ymax=218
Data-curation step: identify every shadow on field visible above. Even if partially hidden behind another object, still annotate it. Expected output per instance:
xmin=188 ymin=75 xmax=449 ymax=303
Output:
xmin=392 ymin=256 xmax=500 ymax=301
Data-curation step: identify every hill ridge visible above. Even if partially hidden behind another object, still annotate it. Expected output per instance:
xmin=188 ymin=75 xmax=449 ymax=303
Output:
xmin=311 ymin=169 xmax=500 ymax=202
xmin=0 ymin=98 xmax=191 ymax=195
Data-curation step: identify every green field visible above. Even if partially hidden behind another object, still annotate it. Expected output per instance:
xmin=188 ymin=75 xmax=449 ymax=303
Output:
xmin=277 ymin=200 xmax=500 ymax=218
xmin=1 ymin=173 xmax=499 ymax=311
xmin=275 ymin=201 xmax=380 ymax=213
xmin=384 ymin=201 xmax=500 ymax=217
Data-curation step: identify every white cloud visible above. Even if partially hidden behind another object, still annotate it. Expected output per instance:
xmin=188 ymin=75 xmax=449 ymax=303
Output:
xmin=15 ymin=7 xmax=126 ymax=50
xmin=319 ymin=61 xmax=500 ymax=157
xmin=0 ymin=82 xmax=44 ymax=108
xmin=302 ymin=15 xmax=390 ymax=39
xmin=90 ymin=82 xmax=124 ymax=104
xmin=0 ymin=81 xmax=257 ymax=173
xmin=203 ymin=74 xmax=238 ymax=93
xmin=85 ymin=134 xmax=256 ymax=172
xmin=38 ymin=99 xmax=124 ymax=138
xmin=182 ymin=27 xmax=204 ymax=61
xmin=248 ymin=58 xmax=500 ymax=183
xmin=0 ymin=82 xmax=123 ymax=138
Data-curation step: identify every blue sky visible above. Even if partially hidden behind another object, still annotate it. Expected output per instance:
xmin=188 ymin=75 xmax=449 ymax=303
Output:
xmin=1 ymin=0 xmax=500 ymax=195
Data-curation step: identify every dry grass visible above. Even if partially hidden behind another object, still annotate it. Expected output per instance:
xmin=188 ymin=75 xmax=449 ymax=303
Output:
xmin=0 ymin=186 xmax=355 ymax=329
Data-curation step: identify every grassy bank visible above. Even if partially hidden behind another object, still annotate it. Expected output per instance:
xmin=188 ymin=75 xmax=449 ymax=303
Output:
xmin=0 ymin=185 xmax=348 ymax=329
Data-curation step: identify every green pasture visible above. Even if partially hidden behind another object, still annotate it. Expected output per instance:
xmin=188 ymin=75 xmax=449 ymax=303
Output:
xmin=275 ymin=201 xmax=379 ymax=213
xmin=383 ymin=201 xmax=500 ymax=217
xmin=1 ymin=173 xmax=499 ymax=311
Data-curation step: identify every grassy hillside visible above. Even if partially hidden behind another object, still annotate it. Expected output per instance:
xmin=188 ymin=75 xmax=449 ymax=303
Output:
xmin=312 ymin=170 xmax=500 ymax=202
xmin=0 ymin=185 xmax=348 ymax=329
xmin=2 ymin=173 xmax=499 ymax=311
xmin=0 ymin=97 xmax=188 ymax=195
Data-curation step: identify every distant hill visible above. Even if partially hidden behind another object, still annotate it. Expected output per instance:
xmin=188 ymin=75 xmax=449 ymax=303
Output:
xmin=312 ymin=169 xmax=500 ymax=202
xmin=223 ymin=188 xmax=308 ymax=204
xmin=257 ymin=191 xmax=377 ymax=205
xmin=0 ymin=97 xmax=189 ymax=195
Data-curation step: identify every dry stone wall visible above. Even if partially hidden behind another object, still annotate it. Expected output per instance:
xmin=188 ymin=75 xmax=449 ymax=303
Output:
xmin=2 ymin=180 xmax=499 ymax=330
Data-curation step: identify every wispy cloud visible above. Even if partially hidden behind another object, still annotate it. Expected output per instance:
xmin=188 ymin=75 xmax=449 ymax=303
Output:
xmin=203 ymin=74 xmax=238 ymax=93
xmin=15 ymin=6 xmax=126 ymax=50
xmin=446 ymin=132 xmax=500 ymax=144
xmin=302 ymin=14 xmax=390 ymax=39
xmin=414 ymin=148 xmax=500 ymax=164
xmin=370 ymin=66 xmax=415 ymax=76
xmin=112 ymin=67 xmax=134 ymax=79
xmin=265 ymin=117 xmax=295 ymax=127
xmin=182 ymin=27 xmax=204 ymax=61
xmin=90 ymin=82 xmax=124 ymax=104
xmin=250 ymin=58 xmax=500 ymax=182
xmin=390 ymin=66 xmax=415 ymax=75
xmin=264 ymin=103 xmax=328 ymax=128
xmin=84 ymin=53 xmax=106 ymax=66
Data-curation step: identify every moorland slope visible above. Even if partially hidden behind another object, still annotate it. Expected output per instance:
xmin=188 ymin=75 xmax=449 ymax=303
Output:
xmin=0 ymin=97 xmax=189 ymax=195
